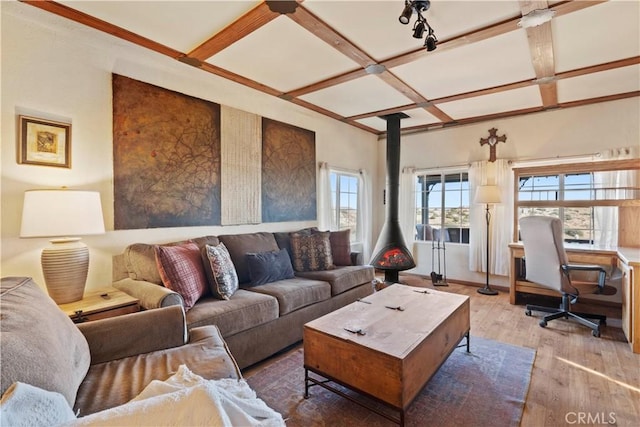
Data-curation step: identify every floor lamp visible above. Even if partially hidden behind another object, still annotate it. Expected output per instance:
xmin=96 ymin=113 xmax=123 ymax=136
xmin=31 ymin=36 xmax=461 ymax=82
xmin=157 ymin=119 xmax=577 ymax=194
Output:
xmin=20 ymin=189 xmax=105 ymax=304
xmin=475 ymin=185 xmax=501 ymax=295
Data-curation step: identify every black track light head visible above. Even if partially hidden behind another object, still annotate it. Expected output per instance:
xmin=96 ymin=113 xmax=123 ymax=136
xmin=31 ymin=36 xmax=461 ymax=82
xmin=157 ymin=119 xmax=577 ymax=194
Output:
xmin=412 ymin=20 xmax=425 ymax=39
xmin=424 ymin=30 xmax=438 ymax=51
xmin=399 ymin=3 xmax=413 ymax=24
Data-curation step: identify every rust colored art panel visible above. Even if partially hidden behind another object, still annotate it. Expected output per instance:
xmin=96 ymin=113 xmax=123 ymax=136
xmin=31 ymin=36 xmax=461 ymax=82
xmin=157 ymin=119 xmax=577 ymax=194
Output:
xmin=113 ymin=74 xmax=221 ymax=229
xmin=262 ymin=118 xmax=316 ymax=222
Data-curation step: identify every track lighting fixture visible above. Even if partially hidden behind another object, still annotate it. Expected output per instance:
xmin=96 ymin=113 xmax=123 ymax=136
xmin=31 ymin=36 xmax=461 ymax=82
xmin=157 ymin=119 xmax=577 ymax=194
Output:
xmin=424 ymin=27 xmax=437 ymax=51
xmin=398 ymin=0 xmax=437 ymax=51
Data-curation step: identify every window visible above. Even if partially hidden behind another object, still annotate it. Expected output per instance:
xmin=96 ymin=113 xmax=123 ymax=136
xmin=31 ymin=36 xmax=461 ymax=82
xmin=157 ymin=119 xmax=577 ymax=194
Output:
xmin=330 ymin=171 xmax=359 ymax=242
xmin=513 ymin=159 xmax=640 ymax=245
xmin=517 ymin=172 xmax=597 ymax=243
xmin=414 ymin=171 xmax=470 ymax=243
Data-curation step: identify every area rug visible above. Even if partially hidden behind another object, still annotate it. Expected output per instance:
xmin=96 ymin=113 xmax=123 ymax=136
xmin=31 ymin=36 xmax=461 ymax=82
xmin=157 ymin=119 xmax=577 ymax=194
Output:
xmin=246 ymin=336 xmax=535 ymax=427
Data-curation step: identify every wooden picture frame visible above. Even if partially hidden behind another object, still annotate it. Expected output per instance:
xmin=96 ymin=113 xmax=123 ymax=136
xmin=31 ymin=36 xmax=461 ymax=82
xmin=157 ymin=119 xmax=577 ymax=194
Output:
xmin=18 ymin=115 xmax=71 ymax=168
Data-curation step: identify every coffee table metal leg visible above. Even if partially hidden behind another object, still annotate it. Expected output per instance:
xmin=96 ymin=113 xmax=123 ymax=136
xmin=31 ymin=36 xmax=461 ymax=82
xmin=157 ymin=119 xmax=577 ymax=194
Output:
xmin=304 ymin=368 xmax=310 ymax=398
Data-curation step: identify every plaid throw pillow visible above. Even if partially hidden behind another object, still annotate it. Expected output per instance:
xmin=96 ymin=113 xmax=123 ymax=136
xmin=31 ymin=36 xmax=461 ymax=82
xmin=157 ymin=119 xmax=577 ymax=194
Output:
xmin=290 ymin=231 xmax=335 ymax=272
xmin=155 ymin=242 xmax=207 ymax=310
xmin=203 ymin=243 xmax=239 ymax=300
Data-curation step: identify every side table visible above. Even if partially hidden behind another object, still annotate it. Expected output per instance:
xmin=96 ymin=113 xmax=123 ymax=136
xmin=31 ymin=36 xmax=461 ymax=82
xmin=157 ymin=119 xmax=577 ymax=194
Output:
xmin=58 ymin=287 xmax=140 ymax=323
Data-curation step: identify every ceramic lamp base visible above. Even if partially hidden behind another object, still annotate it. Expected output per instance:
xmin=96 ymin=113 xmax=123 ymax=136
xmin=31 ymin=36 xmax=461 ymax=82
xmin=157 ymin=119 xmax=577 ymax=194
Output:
xmin=41 ymin=238 xmax=88 ymax=304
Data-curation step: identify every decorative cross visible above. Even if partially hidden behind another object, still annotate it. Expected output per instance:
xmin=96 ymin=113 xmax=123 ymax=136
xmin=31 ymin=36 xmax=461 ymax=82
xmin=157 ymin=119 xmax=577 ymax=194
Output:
xmin=479 ymin=128 xmax=507 ymax=163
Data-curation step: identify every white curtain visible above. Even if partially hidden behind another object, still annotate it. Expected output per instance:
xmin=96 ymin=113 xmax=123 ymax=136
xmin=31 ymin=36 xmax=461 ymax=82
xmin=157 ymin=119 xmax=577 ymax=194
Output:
xmin=469 ymin=159 xmax=512 ymax=276
xmin=317 ymin=162 xmax=335 ymax=231
xmin=357 ymin=169 xmax=372 ymax=261
xmin=399 ymin=167 xmax=416 ymax=251
xmin=594 ymin=147 xmax=638 ymax=247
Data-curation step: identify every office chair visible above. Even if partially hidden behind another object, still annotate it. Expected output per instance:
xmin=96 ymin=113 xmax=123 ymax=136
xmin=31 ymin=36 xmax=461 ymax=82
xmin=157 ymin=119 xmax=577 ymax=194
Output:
xmin=519 ymin=216 xmax=619 ymax=337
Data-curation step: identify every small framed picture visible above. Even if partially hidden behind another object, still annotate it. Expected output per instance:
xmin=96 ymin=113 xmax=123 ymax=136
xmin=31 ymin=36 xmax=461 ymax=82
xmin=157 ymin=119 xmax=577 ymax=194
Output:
xmin=18 ymin=115 xmax=71 ymax=168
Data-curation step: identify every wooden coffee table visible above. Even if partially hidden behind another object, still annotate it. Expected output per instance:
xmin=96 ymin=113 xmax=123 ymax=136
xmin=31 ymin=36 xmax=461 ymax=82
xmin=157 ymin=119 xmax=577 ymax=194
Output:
xmin=303 ymin=284 xmax=470 ymax=426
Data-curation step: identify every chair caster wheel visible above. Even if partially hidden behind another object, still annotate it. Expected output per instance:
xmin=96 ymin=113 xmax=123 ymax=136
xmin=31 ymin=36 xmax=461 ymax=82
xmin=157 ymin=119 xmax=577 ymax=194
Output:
xmin=525 ymin=310 xmax=531 ymax=316
xmin=539 ymin=320 xmax=547 ymax=328
xmin=592 ymin=329 xmax=600 ymax=337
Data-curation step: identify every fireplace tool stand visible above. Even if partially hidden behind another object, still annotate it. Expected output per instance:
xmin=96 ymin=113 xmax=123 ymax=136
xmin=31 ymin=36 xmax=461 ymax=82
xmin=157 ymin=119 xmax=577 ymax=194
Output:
xmin=430 ymin=239 xmax=448 ymax=286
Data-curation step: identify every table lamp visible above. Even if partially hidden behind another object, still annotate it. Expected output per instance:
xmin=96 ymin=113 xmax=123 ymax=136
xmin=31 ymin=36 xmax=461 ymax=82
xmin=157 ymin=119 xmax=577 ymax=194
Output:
xmin=20 ymin=189 xmax=105 ymax=304
xmin=474 ymin=185 xmax=501 ymax=295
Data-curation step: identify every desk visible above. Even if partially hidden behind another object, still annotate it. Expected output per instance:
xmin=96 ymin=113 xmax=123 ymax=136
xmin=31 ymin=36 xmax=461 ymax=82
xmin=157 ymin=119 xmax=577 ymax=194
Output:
xmin=509 ymin=243 xmax=640 ymax=353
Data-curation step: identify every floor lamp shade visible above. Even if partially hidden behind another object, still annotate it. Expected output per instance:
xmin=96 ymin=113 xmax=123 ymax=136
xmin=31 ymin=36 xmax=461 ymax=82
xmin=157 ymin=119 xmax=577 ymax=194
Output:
xmin=474 ymin=185 xmax=501 ymax=295
xmin=20 ymin=190 xmax=105 ymax=303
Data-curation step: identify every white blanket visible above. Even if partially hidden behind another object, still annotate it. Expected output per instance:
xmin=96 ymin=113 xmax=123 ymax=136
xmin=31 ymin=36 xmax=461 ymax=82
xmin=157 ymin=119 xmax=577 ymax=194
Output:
xmin=64 ymin=365 xmax=285 ymax=427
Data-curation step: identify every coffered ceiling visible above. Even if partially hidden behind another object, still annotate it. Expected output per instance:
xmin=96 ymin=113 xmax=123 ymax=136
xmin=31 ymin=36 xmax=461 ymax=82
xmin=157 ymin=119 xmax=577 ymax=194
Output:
xmin=20 ymin=0 xmax=640 ymax=135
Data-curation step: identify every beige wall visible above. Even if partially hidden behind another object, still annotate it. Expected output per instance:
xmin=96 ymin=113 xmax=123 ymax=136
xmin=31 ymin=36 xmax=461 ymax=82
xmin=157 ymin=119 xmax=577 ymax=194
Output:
xmin=0 ymin=3 xmax=377 ymax=291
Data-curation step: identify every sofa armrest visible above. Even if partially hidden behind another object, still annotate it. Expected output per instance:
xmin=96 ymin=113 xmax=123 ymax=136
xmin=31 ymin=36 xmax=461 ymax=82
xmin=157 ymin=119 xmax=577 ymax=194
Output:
xmin=77 ymin=305 xmax=187 ymax=365
xmin=350 ymin=251 xmax=364 ymax=266
xmin=113 ymin=278 xmax=183 ymax=310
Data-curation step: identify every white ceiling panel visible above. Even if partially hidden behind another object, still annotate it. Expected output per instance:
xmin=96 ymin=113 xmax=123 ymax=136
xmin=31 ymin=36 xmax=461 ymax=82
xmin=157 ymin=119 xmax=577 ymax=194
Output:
xmin=558 ymin=65 xmax=640 ymax=103
xmin=438 ymin=86 xmax=542 ymax=119
xmin=356 ymin=117 xmax=387 ymax=132
xmin=305 ymin=1 xmax=523 ymax=62
xmin=400 ymin=107 xmax=441 ymax=128
xmin=553 ymin=1 xmax=640 ymax=73
xmin=391 ymin=29 xmax=536 ymax=100
xmin=59 ymin=1 xmax=259 ymax=53
xmin=206 ymin=16 xmax=360 ymax=92
xmin=15 ymin=0 xmax=638 ymax=135
xmin=299 ymin=75 xmax=414 ymax=117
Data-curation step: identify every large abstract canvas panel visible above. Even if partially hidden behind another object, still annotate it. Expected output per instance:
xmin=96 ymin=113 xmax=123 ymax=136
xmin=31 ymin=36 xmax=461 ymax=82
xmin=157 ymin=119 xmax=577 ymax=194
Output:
xmin=113 ymin=74 xmax=221 ymax=229
xmin=262 ymin=118 xmax=316 ymax=222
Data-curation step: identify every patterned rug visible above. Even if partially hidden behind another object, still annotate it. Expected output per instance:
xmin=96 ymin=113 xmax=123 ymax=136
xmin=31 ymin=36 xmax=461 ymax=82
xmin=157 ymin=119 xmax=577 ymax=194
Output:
xmin=246 ymin=336 xmax=535 ymax=427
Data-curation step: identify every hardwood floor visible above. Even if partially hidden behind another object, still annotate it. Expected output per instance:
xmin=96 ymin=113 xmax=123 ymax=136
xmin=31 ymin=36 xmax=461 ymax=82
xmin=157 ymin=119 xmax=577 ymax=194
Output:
xmin=244 ymin=274 xmax=640 ymax=426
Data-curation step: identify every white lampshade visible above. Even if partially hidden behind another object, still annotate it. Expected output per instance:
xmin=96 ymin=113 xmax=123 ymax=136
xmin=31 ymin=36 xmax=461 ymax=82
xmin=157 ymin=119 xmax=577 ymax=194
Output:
xmin=20 ymin=189 xmax=105 ymax=304
xmin=21 ymin=190 xmax=105 ymax=238
xmin=474 ymin=185 xmax=502 ymax=205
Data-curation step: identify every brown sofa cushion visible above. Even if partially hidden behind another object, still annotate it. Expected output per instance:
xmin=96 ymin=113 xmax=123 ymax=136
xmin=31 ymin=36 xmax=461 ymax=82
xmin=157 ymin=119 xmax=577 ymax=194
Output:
xmin=185 ymin=289 xmax=279 ymax=336
xmin=243 ymin=277 xmax=331 ymax=315
xmin=0 ymin=277 xmax=91 ymax=407
xmin=74 ymin=325 xmax=240 ymax=416
xmin=295 ymin=265 xmax=375 ymax=296
xmin=218 ymin=232 xmax=279 ymax=284
xmin=124 ymin=237 xmax=220 ymax=284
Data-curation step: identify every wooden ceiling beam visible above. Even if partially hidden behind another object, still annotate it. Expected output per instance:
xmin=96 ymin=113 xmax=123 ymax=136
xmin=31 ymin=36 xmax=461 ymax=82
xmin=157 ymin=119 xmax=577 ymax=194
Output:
xmin=380 ymin=0 xmax=605 ymax=71
xmin=188 ymin=2 xmax=279 ymax=61
xmin=20 ymin=0 xmax=182 ymax=59
xmin=520 ymin=1 xmax=558 ymax=108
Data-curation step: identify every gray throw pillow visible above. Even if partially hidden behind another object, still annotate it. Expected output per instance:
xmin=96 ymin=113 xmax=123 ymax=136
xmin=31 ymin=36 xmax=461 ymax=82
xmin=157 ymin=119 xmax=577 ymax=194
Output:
xmin=246 ymin=249 xmax=295 ymax=286
xmin=202 ymin=243 xmax=239 ymax=300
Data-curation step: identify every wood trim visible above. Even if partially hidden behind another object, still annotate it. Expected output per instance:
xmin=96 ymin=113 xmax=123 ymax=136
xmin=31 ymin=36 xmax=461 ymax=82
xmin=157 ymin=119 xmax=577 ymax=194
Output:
xmin=288 ymin=6 xmax=374 ymax=67
xmin=518 ymin=200 xmax=640 ymax=208
xmin=513 ymin=159 xmax=640 ymax=175
xmin=20 ymin=0 xmax=183 ymax=59
xmin=188 ymin=2 xmax=279 ymax=60
xmin=556 ymin=56 xmax=640 ymax=81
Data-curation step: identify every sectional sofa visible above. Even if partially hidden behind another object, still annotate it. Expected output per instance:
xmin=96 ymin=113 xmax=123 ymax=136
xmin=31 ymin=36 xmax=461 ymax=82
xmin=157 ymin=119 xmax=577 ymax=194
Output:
xmin=113 ymin=229 xmax=375 ymax=369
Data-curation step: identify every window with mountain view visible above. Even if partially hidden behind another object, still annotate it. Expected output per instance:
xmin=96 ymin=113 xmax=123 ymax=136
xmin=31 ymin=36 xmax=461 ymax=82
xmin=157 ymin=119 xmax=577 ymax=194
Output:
xmin=414 ymin=171 xmax=470 ymax=244
xmin=330 ymin=171 xmax=359 ymax=242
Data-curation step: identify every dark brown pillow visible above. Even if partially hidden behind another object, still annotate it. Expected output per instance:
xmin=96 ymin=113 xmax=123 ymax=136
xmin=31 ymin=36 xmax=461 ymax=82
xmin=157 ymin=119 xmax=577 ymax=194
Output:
xmin=329 ymin=229 xmax=351 ymax=266
xmin=290 ymin=231 xmax=335 ymax=272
